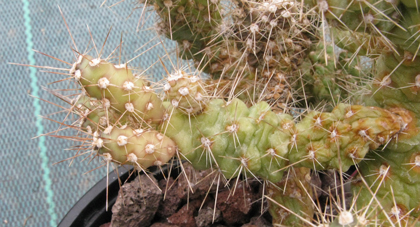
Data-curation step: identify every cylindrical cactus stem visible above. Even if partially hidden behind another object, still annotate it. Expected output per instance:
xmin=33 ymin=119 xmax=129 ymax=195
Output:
xmin=352 ymin=147 xmax=420 ymax=224
xmin=162 ymin=94 xmax=402 ymax=182
xmin=71 ymin=55 xmax=139 ymax=108
xmin=350 ymin=33 xmax=420 ymax=225
xmin=267 ymin=167 xmax=315 ymax=226
xmin=70 ymin=55 xmax=167 ymax=125
xmin=163 ymin=70 xmax=208 ymax=115
xmin=330 ymin=27 xmax=392 ymax=56
xmin=162 ymin=98 xmax=290 ymax=182
xmin=307 ymin=0 xmax=401 ymax=34
xmin=288 ymin=103 xmax=402 ymax=171
xmin=97 ymin=126 xmax=177 ymax=169
xmin=366 ymin=51 xmax=420 ymax=151
xmin=302 ymin=42 xmax=369 ymax=105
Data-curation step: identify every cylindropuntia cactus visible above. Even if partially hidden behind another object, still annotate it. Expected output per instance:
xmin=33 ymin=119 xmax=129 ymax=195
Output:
xmin=20 ymin=0 xmax=420 ymax=226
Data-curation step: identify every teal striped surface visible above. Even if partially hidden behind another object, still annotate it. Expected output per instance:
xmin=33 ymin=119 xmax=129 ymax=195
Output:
xmin=22 ymin=0 xmax=57 ymax=225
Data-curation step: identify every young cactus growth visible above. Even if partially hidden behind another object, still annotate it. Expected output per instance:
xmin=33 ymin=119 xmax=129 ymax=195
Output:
xmin=163 ymin=70 xmax=208 ymax=114
xmin=72 ymin=55 xmax=166 ymax=126
xmin=98 ymin=126 xmax=176 ymax=169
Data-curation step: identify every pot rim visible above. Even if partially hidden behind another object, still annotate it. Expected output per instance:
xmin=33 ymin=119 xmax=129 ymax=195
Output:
xmin=58 ymin=165 xmax=134 ymax=227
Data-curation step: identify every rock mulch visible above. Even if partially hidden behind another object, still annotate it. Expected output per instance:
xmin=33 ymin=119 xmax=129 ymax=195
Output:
xmin=107 ymin=163 xmax=273 ymax=227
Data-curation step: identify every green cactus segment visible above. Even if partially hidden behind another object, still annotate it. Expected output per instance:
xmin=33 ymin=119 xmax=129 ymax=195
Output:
xmin=367 ymin=52 xmax=420 ymax=152
xmin=164 ymin=70 xmax=208 ymax=115
xmin=306 ymin=0 xmax=401 ymax=34
xmin=302 ymin=42 xmax=369 ymax=104
xmin=387 ymin=6 xmax=420 ymax=56
xmin=97 ymin=126 xmax=177 ymax=169
xmin=351 ymin=41 xmax=420 ymax=225
xmin=163 ymin=95 xmax=401 ymax=181
xmin=67 ymin=55 xmax=402 ymax=182
xmin=149 ymin=0 xmax=222 ymax=61
xmin=319 ymin=1 xmax=419 ymax=57
xmin=163 ymin=98 xmax=289 ymax=182
xmin=267 ymin=167 xmax=315 ymax=226
xmin=330 ymin=27 xmax=392 ymax=56
xmin=312 ymin=0 xmax=420 ymax=58
xmin=353 ymin=147 xmax=420 ymax=224
xmin=288 ymin=103 xmax=402 ymax=171
xmin=71 ymin=55 xmax=166 ymax=125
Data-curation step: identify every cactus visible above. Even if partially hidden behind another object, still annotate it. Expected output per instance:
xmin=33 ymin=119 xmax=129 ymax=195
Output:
xmin=22 ymin=0 xmax=420 ymax=226
xmin=70 ymin=54 xmax=402 ymax=179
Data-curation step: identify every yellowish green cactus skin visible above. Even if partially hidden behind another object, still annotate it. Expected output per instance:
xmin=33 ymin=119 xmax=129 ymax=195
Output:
xmin=69 ymin=55 xmax=402 ymax=184
xmin=267 ymin=167 xmax=315 ymax=226
xmin=163 ymin=70 xmax=208 ymax=115
xmin=354 ymin=148 xmax=420 ymax=226
xmin=400 ymin=0 xmax=420 ymax=8
xmin=163 ymin=98 xmax=290 ymax=182
xmin=62 ymin=51 xmax=411 ymax=226
xmin=330 ymin=27 xmax=393 ymax=56
xmin=163 ymin=97 xmax=402 ymax=183
xmin=288 ymin=103 xmax=402 ymax=171
xmin=302 ymin=42 xmax=369 ymax=104
xmin=98 ymin=127 xmax=177 ymax=169
xmin=327 ymin=2 xmax=420 ymax=221
xmin=366 ymin=53 xmax=420 ymax=151
xmin=73 ymin=95 xmax=113 ymax=131
xmin=305 ymin=5 xmax=420 ymax=223
xmin=72 ymin=55 xmax=166 ymax=125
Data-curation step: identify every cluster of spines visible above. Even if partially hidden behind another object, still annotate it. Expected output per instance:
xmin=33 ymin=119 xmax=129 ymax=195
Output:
xmin=301 ymin=41 xmax=369 ymax=105
xmin=163 ymin=70 xmax=208 ymax=114
xmin=307 ymin=0 xmax=420 ymax=57
xmin=142 ymin=0 xmax=322 ymax=114
xmin=351 ymin=51 xmax=420 ymax=226
xmin=143 ymin=0 xmax=222 ymax=62
xmin=303 ymin=0 xmax=420 ymax=225
xmin=266 ymin=167 xmax=315 ymax=226
xmin=98 ymin=126 xmax=176 ymax=169
xmin=305 ymin=0 xmax=400 ymax=34
xmin=71 ymin=55 xmax=167 ymax=126
xmin=69 ymin=55 xmax=175 ymax=171
xmin=62 ymin=52 xmax=413 ymax=227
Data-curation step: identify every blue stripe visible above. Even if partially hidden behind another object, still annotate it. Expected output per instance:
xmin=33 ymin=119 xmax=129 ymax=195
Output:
xmin=22 ymin=1 xmax=57 ymax=226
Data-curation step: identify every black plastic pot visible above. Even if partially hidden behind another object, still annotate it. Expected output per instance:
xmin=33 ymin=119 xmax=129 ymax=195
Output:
xmin=58 ymin=165 xmax=135 ymax=227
